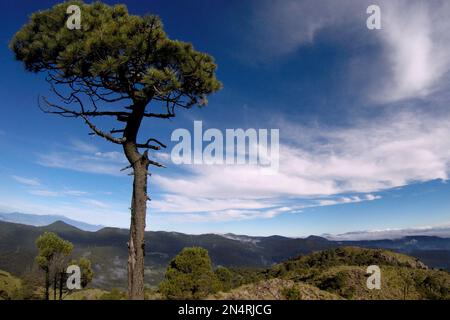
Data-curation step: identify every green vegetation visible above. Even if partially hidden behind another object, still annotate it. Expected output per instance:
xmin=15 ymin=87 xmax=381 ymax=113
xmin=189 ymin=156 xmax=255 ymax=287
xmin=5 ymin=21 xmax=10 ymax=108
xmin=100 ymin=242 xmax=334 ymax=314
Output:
xmin=207 ymin=246 xmax=450 ymax=300
xmin=99 ymin=288 xmax=127 ymax=300
xmin=214 ymin=267 xmax=234 ymax=292
xmin=71 ymin=257 xmax=94 ymax=288
xmin=64 ymin=288 xmax=108 ymax=300
xmin=32 ymin=232 xmax=94 ymax=300
xmin=0 ymin=270 xmax=22 ymax=300
xmin=158 ymin=246 xmax=450 ymax=300
xmin=2 ymin=220 xmax=449 ymax=291
xmin=1 ymin=220 xmax=449 ymax=300
xmin=1 ymin=245 xmax=449 ymax=300
xmin=210 ymin=278 xmax=341 ymax=300
xmin=265 ymin=247 xmax=450 ymax=300
xmin=36 ymin=232 xmax=74 ymax=300
xmin=159 ymin=247 xmax=221 ymax=299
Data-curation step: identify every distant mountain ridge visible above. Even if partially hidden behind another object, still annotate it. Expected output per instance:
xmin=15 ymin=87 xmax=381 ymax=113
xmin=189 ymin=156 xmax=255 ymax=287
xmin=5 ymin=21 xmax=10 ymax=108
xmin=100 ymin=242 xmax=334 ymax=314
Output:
xmin=0 ymin=212 xmax=104 ymax=231
xmin=0 ymin=220 xmax=449 ymax=290
xmin=323 ymin=225 xmax=450 ymax=240
xmin=4 ymin=211 xmax=449 ymax=241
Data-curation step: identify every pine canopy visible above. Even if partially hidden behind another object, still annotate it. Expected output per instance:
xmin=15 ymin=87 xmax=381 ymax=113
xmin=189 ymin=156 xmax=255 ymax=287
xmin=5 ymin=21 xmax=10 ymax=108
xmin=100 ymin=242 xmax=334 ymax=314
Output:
xmin=10 ymin=1 xmax=222 ymax=106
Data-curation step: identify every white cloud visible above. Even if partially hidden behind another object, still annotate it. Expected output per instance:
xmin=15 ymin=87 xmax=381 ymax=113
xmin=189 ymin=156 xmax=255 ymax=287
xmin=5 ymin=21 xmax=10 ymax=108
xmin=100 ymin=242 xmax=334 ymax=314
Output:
xmin=246 ymin=0 xmax=358 ymax=59
xmin=71 ymin=139 xmax=99 ymax=153
xmin=174 ymin=208 xmax=287 ymax=223
xmin=247 ymin=0 xmax=450 ymax=103
xmin=151 ymin=194 xmax=272 ymax=213
xmin=156 ymin=111 xmax=450 ymax=198
xmin=62 ymin=189 xmax=88 ymax=197
xmin=151 ymin=109 xmax=450 ymax=221
xmin=94 ymin=151 xmax=124 ymax=161
xmin=38 ymin=151 xmax=125 ymax=176
xmin=11 ymin=174 xmax=91 ymax=198
xmin=37 ymin=140 xmax=127 ymax=176
xmin=324 ymin=222 xmax=450 ymax=240
xmin=156 ymin=194 xmax=381 ymax=223
xmin=25 ymin=186 xmax=88 ymax=198
xmin=11 ymin=175 xmax=41 ymax=186
xmin=277 ymin=111 xmax=450 ymax=194
xmin=28 ymin=189 xmax=59 ymax=197
xmin=377 ymin=0 xmax=450 ymax=102
xmin=155 ymin=152 xmax=171 ymax=161
xmin=81 ymin=199 xmax=110 ymax=209
xmin=316 ymin=194 xmax=381 ymax=207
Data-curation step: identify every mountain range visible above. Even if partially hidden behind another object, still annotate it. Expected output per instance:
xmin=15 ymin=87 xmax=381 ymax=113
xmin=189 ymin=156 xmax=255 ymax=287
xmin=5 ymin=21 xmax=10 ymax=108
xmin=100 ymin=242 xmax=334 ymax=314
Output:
xmin=3 ymin=211 xmax=450 ymax=240
xmin=0 ymin=219 xmax=449 ymax=290
xmin=323 ymin=225 xmax=450 ymax=240
xmin=0 ymin=212 xmax=104 ymax=231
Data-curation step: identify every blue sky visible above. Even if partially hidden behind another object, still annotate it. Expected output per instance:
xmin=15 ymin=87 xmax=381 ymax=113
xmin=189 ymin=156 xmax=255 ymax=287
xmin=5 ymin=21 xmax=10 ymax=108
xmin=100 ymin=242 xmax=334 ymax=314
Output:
xmin=1 ymin=0 xmax=450 ymax=237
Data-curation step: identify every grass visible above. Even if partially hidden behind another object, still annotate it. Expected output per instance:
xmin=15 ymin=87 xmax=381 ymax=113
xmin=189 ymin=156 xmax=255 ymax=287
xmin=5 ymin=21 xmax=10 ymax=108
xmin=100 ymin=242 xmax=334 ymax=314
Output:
xmin=0 ymin=270 xmax=22 ymax=300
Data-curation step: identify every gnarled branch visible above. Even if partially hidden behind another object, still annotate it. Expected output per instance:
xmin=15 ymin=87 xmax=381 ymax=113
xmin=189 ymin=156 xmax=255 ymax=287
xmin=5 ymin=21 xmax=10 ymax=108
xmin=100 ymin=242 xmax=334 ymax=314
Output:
xmin=39 ymin=96 xmax=125 ymax=145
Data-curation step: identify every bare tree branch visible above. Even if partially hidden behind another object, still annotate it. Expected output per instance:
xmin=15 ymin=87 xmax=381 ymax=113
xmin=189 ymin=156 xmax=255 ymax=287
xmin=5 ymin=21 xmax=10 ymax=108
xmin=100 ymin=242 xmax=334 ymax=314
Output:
xmin=148 ymin=159 xmax=166 ymax=168
xmin=39 ymin=96 xmax=125 ymax=145
xmin=80 ymin=114 xmax=125 ymax=145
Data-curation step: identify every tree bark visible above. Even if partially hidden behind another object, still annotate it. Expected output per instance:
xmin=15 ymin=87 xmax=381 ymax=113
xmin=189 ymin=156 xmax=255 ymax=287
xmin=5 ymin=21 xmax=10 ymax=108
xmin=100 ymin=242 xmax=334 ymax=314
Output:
xmin=127 ymin=156 xmax=149 ymax=299
xmin=53 ymin=273 xmax=57 ymax=300
xmin=123 ymin=101 xmax=150 ymax=300
xmin=44 ymin=268 xmax=50 ymax=300
xmin=59 ymin=272 xmax=64 ymax=300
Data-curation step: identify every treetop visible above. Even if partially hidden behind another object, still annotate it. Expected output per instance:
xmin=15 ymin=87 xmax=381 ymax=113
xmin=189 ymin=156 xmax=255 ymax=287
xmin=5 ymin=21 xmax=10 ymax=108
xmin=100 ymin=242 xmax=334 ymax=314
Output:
xmin=10 ymin=1 xmax=222 ymax=106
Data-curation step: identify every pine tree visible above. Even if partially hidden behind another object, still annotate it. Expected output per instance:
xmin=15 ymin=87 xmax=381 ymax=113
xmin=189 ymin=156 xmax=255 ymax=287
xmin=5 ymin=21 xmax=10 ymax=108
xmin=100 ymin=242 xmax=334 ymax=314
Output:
xmin=10 ymin=1 xmax=221 ymax=299
xmin=159 ymin=247 xmax=220 ymax=299
xmin=35 ymin=232 xmax=73 ymax=300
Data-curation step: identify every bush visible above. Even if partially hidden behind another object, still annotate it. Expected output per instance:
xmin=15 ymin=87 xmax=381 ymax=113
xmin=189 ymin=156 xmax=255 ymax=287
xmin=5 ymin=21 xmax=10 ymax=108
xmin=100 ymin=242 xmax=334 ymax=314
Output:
xmin=215 ymin=267 xmax=233 ymax=292
xmin=281 ymin=287 xmax=302 ymax=300
xmin=159 ymin=247 xmax=220 ymax=299
xmin=318 ymin=271 xmax=356 ymax=299
xmin=418 ymin=274 xmax=449 ymax=300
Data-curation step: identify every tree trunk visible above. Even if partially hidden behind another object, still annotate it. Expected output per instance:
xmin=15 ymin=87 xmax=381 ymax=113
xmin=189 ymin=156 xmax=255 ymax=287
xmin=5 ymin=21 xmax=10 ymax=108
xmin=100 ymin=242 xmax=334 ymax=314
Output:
xmin=59 ymin=272 xmax=64 ymax=300
xmin=53 ymin=273 xmax=57 ymax=300
xmin=44 ymin=269 xmax=50 ymax=300
xmin=127 ymin=157 xmax=149 ymax=299
xmin=123 ymin=101 xmax=150 ymax=300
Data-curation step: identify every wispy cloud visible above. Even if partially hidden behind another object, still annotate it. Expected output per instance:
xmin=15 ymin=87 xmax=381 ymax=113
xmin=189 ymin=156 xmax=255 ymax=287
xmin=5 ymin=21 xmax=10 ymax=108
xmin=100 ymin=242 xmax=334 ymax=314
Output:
xmin=71 ymin=139 xmax=99 ymax=153
xmin=10 ymin=171 xmax=88 ymax=197
xmin=376 ymin=0 xmax=450 ymax=102
xmin=324 ymin=223 xmax=450 ymax=240
xmin=151 ymin=195 xmax=271 ymax=214
xmin=62 ymin=189 xmax=88 ymax=197
xmin=11 ymin=175 xmax=41 ymax=186
xmin=28 ymin=189 xmax=59 ymax=197
xmin=27 ymin=188 xmax=89 ymax=198
xmin=151 ymin=109 xmax=450 ymax=221
xmin=174 ymin=207 xmax=290 ymax=223
xmin=37 ymin=140 xmax=127 ymax=176
xmin=245 ymin=0 xmax=450 ymax=103
xmin=316 ymin=194 xmax=381 ymax=207
xmin=247 ymin=1 xmax=313 ymax=58
xmin=11 ymin=173 xmax=89 ymax=199
xmin=156 ymin=111 xmax=450 ymax=198
xmin=81 ymin=199 xmax=110 ymax=209
xmin=156 ymin=194 xmax=380 ymax=223
xmin=244 ymin=0 xmax=360 ymax=61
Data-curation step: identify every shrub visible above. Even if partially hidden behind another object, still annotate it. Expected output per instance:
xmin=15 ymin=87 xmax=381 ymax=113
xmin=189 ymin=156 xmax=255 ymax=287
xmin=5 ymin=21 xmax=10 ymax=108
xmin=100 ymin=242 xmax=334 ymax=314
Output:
xmin=159 ymin=247 xmax=220 ymax=299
